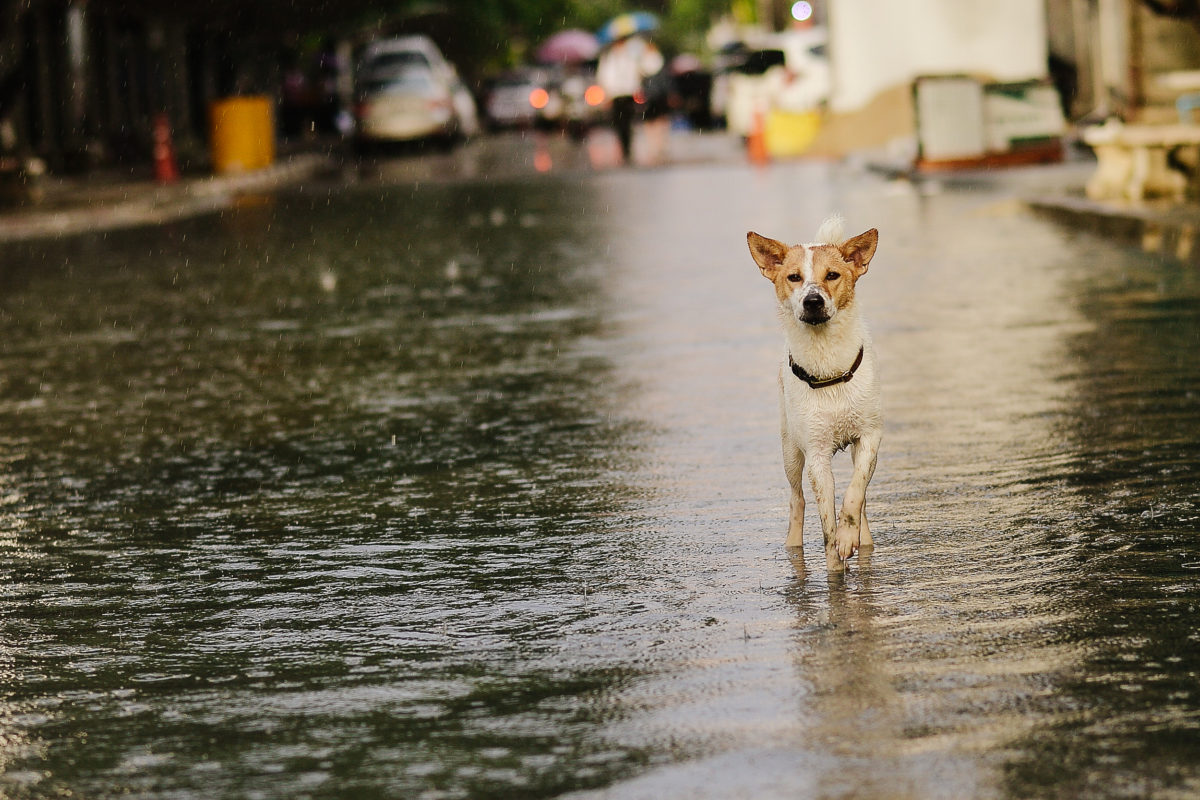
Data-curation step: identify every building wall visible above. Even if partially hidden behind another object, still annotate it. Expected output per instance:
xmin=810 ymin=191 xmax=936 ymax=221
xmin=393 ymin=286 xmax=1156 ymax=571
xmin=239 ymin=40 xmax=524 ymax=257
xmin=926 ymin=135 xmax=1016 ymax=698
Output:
xmin=828 ymin=0 xmax=1049 ymax=113
xmin=1137 ymin=3 xmax=1200 ymax=111
xmin=1043 ymin=0 xmax=1200 ymax=121
xmin=1 ymin=0 xmax=278 ymax=173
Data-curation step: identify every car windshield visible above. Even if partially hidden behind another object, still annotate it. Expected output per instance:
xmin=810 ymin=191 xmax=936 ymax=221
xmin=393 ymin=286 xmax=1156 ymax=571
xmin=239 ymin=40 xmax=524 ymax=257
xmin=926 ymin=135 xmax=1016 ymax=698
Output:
xmin=361 ymin=51 xmax=432 ymax=80
xmin=493 ymin=74 xmax=535 ymax=88
xmin=362 ymin=67 xmax=437 ymax=95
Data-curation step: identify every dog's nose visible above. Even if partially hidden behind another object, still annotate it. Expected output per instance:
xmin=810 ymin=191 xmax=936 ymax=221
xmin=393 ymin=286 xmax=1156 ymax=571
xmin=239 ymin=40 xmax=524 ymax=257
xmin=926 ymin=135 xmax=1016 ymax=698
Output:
xmin=802 ymin=292 xmax=824 ymax=312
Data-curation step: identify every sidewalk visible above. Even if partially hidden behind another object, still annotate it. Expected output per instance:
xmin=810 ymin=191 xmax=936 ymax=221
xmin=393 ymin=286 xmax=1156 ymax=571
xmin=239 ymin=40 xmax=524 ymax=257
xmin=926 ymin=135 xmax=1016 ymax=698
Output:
xmin=1025 ymin=180 xmax=1200 ymax=264
xmin=882 ymin=146 xmax=1200 ymax=264
xmin=0 ymin=152 xmax=336 ymax=243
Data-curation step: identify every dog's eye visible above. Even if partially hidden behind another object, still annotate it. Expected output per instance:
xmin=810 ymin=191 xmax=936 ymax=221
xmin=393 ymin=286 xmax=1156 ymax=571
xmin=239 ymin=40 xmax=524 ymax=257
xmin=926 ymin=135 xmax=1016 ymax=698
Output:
xmin=825 ymin=271 xmax=841 ymax=281
xmin=787 ymin=274 xmax=802 ymax=283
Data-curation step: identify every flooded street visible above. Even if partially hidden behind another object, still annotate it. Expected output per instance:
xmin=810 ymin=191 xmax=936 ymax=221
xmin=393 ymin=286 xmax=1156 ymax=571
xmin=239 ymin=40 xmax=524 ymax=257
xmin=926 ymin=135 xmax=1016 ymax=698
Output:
xmin=2 ymin=149 xmax=1199 ymax=799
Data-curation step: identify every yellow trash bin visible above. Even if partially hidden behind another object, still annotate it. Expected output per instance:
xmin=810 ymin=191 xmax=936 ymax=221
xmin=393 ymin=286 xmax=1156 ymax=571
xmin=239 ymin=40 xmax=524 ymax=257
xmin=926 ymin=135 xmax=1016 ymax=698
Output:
xmin=209 ymin=96 xmax=275 ymax=174
xmin=764 ymin=110 xmax=821 ymax=158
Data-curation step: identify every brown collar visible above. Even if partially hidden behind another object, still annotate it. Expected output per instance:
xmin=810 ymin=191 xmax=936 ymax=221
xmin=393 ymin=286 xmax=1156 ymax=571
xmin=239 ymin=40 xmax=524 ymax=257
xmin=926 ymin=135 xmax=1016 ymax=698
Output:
xmin=788 ymin=345 xmax=864 ymax=389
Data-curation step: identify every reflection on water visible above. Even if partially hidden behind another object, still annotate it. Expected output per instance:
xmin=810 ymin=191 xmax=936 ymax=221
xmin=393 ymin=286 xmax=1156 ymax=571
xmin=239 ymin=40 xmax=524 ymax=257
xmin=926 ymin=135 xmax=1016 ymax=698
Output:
xmin=1 ymin=160 xmax=1198 ymax=799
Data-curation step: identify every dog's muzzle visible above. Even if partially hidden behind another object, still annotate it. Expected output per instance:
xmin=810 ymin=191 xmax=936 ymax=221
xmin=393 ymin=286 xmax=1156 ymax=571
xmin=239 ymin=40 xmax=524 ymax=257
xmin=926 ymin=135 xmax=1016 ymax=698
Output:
xmin=799 ymin=289 xmax=831 ymax=325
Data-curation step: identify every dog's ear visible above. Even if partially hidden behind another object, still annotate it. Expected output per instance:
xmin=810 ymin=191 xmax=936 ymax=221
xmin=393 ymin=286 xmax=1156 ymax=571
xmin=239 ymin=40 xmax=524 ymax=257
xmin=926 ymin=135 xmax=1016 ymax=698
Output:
xmin=839 ymin=229 xmax=878 ymax=275
xmin=747 ymin=232 xmax=789 ymax=280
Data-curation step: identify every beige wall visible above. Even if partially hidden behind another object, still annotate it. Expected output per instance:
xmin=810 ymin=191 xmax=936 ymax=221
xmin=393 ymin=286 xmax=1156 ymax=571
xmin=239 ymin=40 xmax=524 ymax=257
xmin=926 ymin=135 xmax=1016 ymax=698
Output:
xmin=828 ymin=0 xmax=1049 ymax=112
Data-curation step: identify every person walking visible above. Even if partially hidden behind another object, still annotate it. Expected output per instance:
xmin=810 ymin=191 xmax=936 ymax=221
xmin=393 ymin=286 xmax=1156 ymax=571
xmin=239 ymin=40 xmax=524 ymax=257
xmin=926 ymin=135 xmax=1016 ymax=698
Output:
xmin=596 ymin=35 xmax=663 ymax=165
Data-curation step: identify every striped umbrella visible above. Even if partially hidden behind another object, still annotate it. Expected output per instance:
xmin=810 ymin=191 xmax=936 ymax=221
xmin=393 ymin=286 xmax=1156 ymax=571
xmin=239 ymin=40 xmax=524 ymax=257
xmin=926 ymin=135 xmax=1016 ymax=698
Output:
xmin=596 ymin=11 xmax=658 ymax=45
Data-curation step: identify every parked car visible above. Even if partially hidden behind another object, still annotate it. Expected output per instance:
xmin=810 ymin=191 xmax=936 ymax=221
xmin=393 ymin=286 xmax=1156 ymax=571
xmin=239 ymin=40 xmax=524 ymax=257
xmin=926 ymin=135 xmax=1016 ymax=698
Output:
xmin=555 ymin=65 xmax=606 ymax=136
xmin=353 ymin=36 xmax=478 ymax=148
xmin=483 ymin=68 xmax=553 ymax=130
xmin=668 ymin=54 xmax=715 ymax=130
xmin=483 ymin=65 xmax=604 ymax=135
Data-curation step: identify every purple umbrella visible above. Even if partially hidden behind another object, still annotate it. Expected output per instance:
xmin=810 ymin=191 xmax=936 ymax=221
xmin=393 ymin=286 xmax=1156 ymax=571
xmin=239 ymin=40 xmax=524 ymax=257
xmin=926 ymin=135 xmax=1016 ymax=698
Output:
xmin=536 ymin=29 xmax=600 ymax=64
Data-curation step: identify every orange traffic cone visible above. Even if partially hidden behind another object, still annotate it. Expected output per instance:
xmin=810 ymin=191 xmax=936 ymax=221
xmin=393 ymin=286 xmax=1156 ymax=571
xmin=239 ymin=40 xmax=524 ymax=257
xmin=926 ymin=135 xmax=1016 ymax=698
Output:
xmin=152 ymin=112 xmax=180 ymax=184
xmin=747 ymin=108 xmax=769 ymax=166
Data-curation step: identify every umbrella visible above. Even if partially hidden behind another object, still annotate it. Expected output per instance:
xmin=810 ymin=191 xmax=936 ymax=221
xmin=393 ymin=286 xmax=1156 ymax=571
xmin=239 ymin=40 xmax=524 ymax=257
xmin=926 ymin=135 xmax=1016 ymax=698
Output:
xmin=596 ymin=11 xmax=658 ymax=45
xmin=535 ymin=29 xmax=600 ymax=64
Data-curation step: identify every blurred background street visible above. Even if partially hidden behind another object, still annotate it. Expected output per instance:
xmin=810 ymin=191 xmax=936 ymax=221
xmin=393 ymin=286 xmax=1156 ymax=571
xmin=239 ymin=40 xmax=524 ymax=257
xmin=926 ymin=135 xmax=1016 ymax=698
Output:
xmin=3 ymin=2 xmax=1200 ymax=800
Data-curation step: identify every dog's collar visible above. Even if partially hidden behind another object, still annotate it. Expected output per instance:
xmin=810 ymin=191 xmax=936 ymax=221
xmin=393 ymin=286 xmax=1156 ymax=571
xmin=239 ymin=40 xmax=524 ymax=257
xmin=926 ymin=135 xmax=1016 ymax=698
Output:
xmin=788 ymin=345 xmax=865 ymax=389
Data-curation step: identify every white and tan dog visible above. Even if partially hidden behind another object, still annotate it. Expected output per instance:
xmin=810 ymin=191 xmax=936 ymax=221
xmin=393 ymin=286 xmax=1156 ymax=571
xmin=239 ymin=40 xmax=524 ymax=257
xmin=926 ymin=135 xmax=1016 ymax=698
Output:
xmin=747 ymin=216 xmax=881 ymax=570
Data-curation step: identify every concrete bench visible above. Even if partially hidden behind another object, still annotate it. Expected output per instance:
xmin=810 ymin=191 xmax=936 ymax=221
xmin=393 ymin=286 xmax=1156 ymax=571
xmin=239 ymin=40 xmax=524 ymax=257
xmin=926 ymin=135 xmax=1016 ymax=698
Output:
xmin=1082 ymin=120 xmax=1200 ymax=202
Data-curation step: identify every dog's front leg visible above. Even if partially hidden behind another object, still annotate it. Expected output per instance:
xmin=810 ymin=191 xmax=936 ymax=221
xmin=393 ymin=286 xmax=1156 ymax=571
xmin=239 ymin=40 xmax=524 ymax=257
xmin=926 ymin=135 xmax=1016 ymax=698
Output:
xmin=806 ymin=456 xmax=840 ymax=569
xmin=783 ymin=445 xmax=805 ymax=547
xmin=836 ymin=430 xmax=881 ymax=560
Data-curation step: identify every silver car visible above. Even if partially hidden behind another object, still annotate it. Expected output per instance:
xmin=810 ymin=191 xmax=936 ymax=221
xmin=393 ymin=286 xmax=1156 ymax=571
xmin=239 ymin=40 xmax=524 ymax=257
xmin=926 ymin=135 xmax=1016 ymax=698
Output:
xmin=354 ymin=36 xmax=479 ymax=147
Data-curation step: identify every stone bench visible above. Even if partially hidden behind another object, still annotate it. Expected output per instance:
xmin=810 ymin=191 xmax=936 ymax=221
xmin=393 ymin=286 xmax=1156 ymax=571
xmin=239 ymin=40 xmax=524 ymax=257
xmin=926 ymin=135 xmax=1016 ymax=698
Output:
xmin=1082 ymin=120 xmax=1200 ymax=202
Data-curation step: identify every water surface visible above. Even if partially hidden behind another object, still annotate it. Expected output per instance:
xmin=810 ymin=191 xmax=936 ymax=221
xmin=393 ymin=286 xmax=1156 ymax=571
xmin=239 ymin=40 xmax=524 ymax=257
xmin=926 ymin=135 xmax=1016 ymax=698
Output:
xmin=2 ymin=158 xmax=1199 ymax=799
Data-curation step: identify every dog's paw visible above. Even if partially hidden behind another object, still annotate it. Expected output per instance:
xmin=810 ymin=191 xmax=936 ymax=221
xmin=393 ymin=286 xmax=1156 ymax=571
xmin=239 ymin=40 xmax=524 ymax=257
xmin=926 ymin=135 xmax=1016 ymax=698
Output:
xmin=833 ymin=526 xmax=859 ymax=561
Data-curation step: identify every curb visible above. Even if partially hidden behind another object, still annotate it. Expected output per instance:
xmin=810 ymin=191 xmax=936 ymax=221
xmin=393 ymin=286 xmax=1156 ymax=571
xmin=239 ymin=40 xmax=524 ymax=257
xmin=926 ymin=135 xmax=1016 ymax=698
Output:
xmin=1027 ymin=194 xmax=1200 ymax=263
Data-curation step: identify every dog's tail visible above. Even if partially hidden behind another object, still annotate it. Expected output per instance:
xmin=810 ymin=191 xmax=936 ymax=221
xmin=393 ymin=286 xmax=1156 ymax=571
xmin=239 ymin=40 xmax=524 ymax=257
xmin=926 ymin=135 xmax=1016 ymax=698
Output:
xmin=814 ymin=213 xmax=846 ymax=246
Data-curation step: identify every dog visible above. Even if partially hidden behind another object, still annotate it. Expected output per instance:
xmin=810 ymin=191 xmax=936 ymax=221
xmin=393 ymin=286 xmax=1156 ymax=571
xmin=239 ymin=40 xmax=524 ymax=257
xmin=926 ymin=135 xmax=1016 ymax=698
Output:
xmin=746 ymin=216 xmax=882 ymax=570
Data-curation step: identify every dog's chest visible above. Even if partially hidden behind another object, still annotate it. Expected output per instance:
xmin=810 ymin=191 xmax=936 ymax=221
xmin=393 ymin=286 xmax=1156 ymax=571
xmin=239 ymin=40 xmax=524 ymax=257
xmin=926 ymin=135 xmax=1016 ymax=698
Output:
xmin=780 ymin=367 xmax=877 ymax=450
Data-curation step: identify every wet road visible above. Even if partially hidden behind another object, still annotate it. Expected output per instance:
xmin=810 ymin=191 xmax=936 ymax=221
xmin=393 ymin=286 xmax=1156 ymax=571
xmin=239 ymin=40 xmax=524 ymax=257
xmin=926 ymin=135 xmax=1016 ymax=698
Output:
xmin=2 ymin=141 xmax=1199 ymax=799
